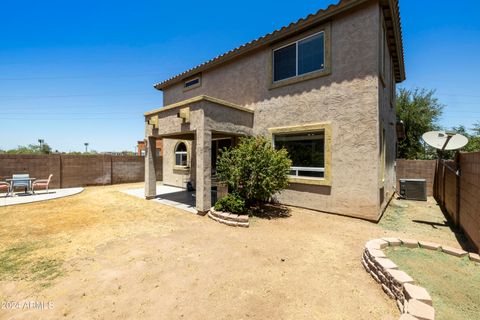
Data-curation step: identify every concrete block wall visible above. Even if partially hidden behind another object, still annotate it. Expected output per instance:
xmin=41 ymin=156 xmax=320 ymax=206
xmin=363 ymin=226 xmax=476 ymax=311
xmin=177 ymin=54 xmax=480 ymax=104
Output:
xmin=111 ymin=156 xmax=145 ymax=184
xmin=0 ymin=154 xmax=62 ymax=188
xmin=433 ymin=153 xmax=480 ymax=253
xmin=0 ymin=154 xmax=162 ymax=188
xmin=396 ymin=159 xmax=436 ymax=196
xmin=61 ymin=155 xmax=112 ymax=187
xmin=458 ymin=152 xmax=480 ymax=252
xmin=443 ymin=168 xmax=458 ymax=223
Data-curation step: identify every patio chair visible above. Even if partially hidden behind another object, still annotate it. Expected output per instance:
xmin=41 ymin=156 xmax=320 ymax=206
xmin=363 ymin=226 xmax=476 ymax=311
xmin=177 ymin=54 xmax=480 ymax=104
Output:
xmin=32 ymin=174 xmax=53 ymax=194
xmin=0 ymin=181 xmax=11 ymax=197
xmin=11 ymin=174 xmax=31 ymax=194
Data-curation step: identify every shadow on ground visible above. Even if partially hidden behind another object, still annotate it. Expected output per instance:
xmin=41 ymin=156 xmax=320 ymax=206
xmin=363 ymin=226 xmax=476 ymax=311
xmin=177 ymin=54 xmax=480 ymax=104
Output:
xmin=154 ymin=190 xmax=195 ymax=207
xmin=249 ymin=203 xmax=291 ymax=220
xmin=435 ymin=203 xmax=477 ymax=252
xmin=380 ymin=196 xmax=476 ymax=252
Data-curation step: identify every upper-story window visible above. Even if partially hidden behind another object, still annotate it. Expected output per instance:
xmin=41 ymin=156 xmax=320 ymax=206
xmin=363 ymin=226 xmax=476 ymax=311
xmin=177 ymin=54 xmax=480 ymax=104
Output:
xmin=183 ymin=75 xmax=201 ymax=91
xmin=273 ymin=32 xmax=325 ymax=82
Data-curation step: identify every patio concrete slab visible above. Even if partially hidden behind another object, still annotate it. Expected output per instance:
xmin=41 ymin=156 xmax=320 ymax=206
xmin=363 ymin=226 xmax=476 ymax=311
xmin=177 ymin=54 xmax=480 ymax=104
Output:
xmin=0 ymin=187 xmax=84 ymax=207
xmin=122 ymin=183 xmax=197 ymax=214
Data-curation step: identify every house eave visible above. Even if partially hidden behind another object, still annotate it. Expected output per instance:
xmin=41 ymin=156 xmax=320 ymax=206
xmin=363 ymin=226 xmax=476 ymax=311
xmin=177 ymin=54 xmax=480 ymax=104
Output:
xmin=153 ymin=0 xmax=406 ymax=90
xmin=153 ymin=0 xmax=373 ymax=91
xmin=383 ymin=0 xmax=406 ymax=82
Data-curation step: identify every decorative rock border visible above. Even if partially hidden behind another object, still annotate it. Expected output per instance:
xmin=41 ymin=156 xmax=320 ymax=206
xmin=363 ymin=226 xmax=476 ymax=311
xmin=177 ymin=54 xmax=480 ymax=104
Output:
xmin=207 ymin=207 xmax=249 ymax=227
xmin=362 ymin=237 xmax=480 ymax=320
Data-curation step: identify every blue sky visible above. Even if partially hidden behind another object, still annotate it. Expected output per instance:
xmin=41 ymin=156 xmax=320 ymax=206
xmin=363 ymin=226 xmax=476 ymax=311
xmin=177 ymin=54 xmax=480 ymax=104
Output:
xmin=1 ymin=0 xmax=479 ymax=152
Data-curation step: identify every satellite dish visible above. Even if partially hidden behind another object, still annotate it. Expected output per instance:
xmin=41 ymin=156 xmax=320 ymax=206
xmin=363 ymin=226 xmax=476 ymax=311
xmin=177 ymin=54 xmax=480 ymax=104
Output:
xmin=422 ymin=131 xmax=468 ymax=151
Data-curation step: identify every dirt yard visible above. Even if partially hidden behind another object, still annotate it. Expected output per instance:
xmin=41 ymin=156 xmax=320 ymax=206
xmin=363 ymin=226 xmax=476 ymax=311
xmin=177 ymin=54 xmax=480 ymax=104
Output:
xmin=0 ymin=184 xmax=470 ymax=319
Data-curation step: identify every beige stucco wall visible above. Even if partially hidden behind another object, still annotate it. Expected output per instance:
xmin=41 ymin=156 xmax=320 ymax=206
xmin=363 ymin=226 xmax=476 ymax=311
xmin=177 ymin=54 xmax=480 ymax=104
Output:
xmin=162 ymin=139 xmax=193 ymax=188
xmin=158 ymin=1 xmax=394 ymax=220
xmin=378 ymin=10 xmax=398 ymax=214
xmin=154 ymin=100 xmax=254 ymax=189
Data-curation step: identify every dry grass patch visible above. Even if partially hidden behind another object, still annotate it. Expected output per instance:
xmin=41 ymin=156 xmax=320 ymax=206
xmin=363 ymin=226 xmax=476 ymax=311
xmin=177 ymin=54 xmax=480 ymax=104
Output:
xmin=379 ymin=198 xmax=468 ymax=248
xmin=0 ymin=242 xmax=63 ymax=288
xmin=386 ymin=247 xmax=480 ymax=320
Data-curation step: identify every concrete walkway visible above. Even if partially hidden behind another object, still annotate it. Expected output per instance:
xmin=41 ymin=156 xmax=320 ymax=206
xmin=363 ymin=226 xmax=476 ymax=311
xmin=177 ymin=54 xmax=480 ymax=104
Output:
xmin=0 ymin=187 xmax=84 ymax=207
xmin=122 ymin=184 xmax=197 ymax=214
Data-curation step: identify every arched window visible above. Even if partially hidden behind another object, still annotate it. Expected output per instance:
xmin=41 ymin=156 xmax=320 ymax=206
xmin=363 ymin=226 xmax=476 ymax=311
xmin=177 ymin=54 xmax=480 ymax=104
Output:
xmin=175 ymin=142 xmax=188 ymax=166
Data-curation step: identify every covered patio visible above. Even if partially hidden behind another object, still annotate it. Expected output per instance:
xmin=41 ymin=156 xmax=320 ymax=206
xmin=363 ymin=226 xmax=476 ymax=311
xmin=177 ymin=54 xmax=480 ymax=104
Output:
xmin=122 ymin=183 xmax=197 ymax=214
xmin=144 ymin=95 xmax=254 ymax=213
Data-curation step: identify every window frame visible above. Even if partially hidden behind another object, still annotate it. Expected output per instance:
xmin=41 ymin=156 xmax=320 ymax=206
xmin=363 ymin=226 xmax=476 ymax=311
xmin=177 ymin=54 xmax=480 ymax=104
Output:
xmin=380 ymin=23 xmax=386 ymax=84
xmin=379 ymin=10 xmax=389 ymax=88
xmin=269 ymin=122 xmax=332 ymax=186
xmin=183 ymin=75 xmax=202 ymax=91
xmin=273 ymin=131 xmax=326 ymax=179
xmin=272 ymin=31 xmax=325 ymax=83
xmin=269 ymin=23 xmax=331 ymax=89
xmin=174 ymin=141 xmax=189 ymax=169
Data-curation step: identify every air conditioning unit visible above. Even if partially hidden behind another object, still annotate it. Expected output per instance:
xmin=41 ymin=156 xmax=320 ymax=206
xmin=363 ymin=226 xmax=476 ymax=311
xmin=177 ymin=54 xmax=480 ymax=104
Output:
xmin=399 ymin=179 xmax=427 ymax=201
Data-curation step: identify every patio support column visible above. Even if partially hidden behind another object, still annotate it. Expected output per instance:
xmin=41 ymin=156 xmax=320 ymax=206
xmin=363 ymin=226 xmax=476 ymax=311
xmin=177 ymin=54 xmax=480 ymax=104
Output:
xmin=145 ymin=136 xmax=157 ymax=199
xmin=195 ymin=128 xmax=212 ymax=213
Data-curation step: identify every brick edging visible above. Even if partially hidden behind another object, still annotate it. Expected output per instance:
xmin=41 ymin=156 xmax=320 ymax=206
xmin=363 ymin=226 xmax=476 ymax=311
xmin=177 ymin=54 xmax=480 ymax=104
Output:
xmin=207 ymin=207 xmax=249 ymax=228
xmin=362 ymin=238 xmax=480 ymax=320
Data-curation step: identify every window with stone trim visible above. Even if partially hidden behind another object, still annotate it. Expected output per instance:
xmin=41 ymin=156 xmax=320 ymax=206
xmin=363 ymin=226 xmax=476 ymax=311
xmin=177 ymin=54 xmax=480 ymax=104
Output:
xmin=175 ymin=142 xmax=188 ymax=166
xmin=273 ymin=131 xmax=325 ymax=179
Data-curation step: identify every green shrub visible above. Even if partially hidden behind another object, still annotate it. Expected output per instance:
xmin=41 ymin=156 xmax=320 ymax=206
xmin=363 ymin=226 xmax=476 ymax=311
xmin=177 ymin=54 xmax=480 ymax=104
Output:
xmin=214 ymin=194 xmax=246 ymax=214
xmin=216 ymin=136 xmax=291 ymax=206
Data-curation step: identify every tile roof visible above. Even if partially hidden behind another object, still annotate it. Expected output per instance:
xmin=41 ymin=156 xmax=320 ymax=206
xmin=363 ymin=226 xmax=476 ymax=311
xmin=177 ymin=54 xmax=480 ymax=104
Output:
xmin=154 ymin=0 xmax=405 ymax=90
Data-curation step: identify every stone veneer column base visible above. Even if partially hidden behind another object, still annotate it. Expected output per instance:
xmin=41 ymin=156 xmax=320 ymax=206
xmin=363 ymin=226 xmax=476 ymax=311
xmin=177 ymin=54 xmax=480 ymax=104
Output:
xmin=207 ymin=207 xmax=249 ymax=228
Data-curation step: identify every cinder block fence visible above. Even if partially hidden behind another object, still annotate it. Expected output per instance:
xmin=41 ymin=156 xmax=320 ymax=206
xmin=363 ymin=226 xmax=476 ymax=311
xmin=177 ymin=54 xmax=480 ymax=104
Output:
xmin=0 ymin=154 xmax=162 ymax=189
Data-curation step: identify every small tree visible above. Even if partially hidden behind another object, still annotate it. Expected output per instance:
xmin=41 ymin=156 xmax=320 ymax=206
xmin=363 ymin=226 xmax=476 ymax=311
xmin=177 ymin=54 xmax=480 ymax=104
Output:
xmin=451 ymin=124 xmax=480 ymax=153
xmin=6 ymin=143 xmax=52 ymax=154
xmin=472 ymin=121 xmax=480 ymax=136
xmin=396 ymin=88 xmax=443 ymax=159
xmin=216 ymin=136 xmax=291 ymax=206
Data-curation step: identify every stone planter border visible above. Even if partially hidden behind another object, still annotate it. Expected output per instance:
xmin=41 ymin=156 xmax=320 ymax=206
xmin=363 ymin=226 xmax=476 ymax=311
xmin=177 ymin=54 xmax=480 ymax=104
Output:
xmin=207 ymin=207 xmax=249 ymax=227
xmin=362 ymin=237 xmax=480 ymax=320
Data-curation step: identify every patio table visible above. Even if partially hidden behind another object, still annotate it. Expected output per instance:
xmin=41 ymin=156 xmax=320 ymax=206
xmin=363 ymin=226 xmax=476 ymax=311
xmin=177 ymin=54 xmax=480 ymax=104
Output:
xmin=6 ymin=177 xmax=36 ymax=195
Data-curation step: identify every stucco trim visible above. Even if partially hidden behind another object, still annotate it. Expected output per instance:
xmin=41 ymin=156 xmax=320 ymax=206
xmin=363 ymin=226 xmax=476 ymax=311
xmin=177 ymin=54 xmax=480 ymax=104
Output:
xmin=144 ymin=95 xmax=254 ymax=116
xmin=268 ymin=122 xmax=332 ymax=186
xmin=173 ymin=167 xmax=190 ymax=175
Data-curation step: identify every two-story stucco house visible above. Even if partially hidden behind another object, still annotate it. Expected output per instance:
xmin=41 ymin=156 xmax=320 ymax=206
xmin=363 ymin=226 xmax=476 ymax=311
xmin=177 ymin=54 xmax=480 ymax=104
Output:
xmin=144 ymin=0 xmax=405 ymax=221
